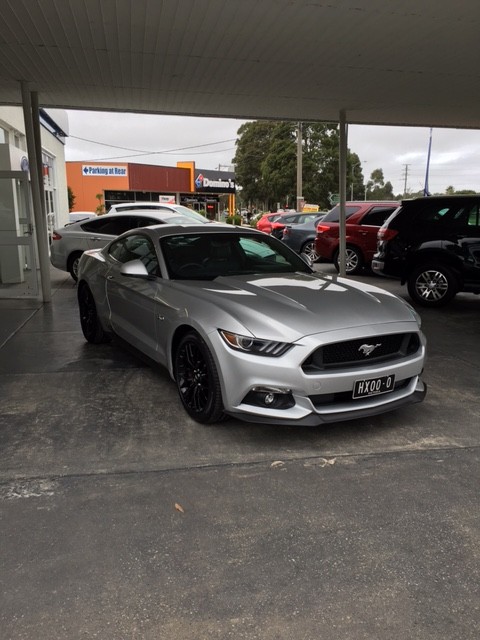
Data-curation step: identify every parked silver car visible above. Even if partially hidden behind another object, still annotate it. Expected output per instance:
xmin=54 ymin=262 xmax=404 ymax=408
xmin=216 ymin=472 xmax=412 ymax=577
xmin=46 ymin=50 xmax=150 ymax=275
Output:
xmin=50 ymin=209 xmax=208 ymax=280
xmin=281 ymin=213 xmax=327 ymax=260
xmin=77 ymin=225 xmax=427 ymax=426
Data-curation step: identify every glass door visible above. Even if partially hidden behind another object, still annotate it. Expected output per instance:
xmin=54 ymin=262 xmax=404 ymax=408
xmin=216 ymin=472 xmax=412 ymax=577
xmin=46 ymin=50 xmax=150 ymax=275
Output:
xmin=0 ymin=170 xmax=39 ymax=298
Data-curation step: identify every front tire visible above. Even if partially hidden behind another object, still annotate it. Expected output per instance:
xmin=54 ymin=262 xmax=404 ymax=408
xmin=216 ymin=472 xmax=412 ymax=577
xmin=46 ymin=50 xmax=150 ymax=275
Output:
xmin=78 ymin=283 xmax=110 ymax=343
xmin=173 ymin=331 xmax=225 ymax=423
xmin=334 ymin=246 xmax=363 ymax=274
xmin=407 ymin=264 xmax=458 ymax=307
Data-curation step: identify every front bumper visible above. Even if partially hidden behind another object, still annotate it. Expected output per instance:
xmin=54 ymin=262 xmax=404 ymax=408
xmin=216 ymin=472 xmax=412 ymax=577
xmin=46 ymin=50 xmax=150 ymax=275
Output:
xmin=210 ymin=323 xmax=427 ymax=426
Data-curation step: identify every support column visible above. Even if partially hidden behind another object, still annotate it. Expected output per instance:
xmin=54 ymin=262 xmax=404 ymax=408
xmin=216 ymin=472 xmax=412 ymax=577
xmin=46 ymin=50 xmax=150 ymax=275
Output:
xmin=338 ymin=110 xmax=347 ymax=277
xmin=21 ymin=81 xmax=52 ymax=302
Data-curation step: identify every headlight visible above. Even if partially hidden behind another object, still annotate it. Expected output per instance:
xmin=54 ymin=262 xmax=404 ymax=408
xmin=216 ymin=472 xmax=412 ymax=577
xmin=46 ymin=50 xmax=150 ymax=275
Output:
xmin=219 ymin=330 xmax=292 ymax=357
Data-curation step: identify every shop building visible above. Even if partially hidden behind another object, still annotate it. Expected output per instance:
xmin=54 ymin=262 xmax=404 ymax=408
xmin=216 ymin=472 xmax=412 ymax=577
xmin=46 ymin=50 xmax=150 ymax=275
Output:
xmin=66 ymin=161 xmax=236 ymax=218
xmin=0 ymin=106 xmax=69 ymax=299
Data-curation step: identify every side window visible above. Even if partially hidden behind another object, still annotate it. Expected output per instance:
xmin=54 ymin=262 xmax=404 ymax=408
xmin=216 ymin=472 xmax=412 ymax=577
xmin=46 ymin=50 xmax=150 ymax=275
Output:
xmin=323 ymin=205 xmax=361 ymax=222
xmin=133 ymin=216 xmax=162 ymax=227
xmin=361 ymin=206 xmax=397 ymax=226
xmin=108 ymin=234 xmax=160 ymax=275
xmin=420 ymin=205 xmax=454 ymax=224
xmin=83 ymin=216 xmax=137 ymax=235
xmin=466 ymin=205 xmax=480 ymax=227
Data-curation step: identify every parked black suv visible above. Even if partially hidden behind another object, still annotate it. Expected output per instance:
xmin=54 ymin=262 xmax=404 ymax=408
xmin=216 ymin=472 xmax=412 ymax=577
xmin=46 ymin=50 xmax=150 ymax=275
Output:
xmin=372 ymin=195 xmax=480 ymax=306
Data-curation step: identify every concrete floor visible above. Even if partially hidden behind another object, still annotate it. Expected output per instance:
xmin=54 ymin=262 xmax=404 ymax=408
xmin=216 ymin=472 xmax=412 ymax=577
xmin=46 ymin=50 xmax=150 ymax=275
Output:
xmin=0 ymin=266 xmax=479 ymax=639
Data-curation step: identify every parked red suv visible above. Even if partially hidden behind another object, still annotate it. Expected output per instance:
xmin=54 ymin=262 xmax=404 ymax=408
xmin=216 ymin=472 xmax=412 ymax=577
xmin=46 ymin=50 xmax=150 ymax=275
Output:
xmin=314 ymin=201 xmax=399 ymax=274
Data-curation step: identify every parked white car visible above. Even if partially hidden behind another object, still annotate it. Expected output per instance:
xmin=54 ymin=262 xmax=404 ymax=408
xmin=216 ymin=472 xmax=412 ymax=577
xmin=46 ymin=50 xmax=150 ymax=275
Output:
xmin=51 ymin=209 xmax=209 ymax=280
xmin=107 ymin=202 xmax=207 ymax=224
xmin=69 ymin=211 xmax=97 ymax=223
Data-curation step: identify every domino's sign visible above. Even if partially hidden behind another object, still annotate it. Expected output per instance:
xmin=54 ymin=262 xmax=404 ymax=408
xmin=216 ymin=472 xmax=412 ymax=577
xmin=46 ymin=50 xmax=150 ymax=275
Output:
xmin=82 ymin=165 xmax=128 ymax=177
xmin=194 ymin=170 xmax=235 ymax=193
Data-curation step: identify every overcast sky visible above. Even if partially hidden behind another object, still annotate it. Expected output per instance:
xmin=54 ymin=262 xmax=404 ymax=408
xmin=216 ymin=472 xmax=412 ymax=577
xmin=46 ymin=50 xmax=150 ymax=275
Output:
xmin=64 ymin=110 xmax=480 ymax=197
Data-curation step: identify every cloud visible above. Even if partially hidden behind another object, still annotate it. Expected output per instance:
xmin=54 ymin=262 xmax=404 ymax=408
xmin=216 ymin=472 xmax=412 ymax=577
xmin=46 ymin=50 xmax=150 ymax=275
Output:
xmin=65 ymin=111 xmax=480 ymax=196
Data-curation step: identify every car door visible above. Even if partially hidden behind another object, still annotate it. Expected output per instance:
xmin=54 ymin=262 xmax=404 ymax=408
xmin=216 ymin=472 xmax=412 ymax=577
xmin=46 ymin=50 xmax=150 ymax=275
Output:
xmin=445 ymin=202 xmax=480 ymax=283
xmin=354 ymin=205 xmax=398 ymax=261
xmin=105 ymin=234 xmax=161 ymax=357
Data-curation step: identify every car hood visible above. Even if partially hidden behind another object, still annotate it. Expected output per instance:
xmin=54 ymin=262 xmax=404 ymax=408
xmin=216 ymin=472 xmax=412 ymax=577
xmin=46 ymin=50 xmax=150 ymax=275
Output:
xmin=180 ymin=272 xmax=418 ymax=340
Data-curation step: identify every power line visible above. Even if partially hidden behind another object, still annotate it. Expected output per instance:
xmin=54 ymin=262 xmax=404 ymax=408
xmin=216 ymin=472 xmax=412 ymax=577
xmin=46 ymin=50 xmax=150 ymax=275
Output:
xmin=68 ymin=134 xmax=237 ymax=155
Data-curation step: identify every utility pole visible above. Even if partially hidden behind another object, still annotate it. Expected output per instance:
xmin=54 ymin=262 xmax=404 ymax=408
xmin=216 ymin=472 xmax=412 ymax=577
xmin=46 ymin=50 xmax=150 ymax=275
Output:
xmin=296 ymin=122 xmax=303 ymax=211
xmin=402 ymin=164 xmax=410 ymax=197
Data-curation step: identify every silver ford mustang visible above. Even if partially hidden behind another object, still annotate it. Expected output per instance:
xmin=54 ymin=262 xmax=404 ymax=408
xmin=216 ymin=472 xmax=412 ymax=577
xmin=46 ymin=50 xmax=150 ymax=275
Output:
xmin=77 ymin=224 xmax=426 ymax=425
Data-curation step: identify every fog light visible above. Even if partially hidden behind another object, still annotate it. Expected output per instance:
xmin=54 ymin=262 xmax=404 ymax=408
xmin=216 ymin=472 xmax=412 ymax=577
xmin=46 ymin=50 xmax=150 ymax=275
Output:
xmin=242 ymin=387 xmax=295 ymax=410
xmin=264 ymin=393 xmax=275 ymax=405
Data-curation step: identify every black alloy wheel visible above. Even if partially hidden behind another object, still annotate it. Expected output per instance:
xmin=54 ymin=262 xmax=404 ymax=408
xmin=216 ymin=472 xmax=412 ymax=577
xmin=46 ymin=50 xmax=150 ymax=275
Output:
xmin=334 ymin=246 xmax=363 ymax=274
xmin=78 ymin=283 xmax=110 ymax=343
xmin=174 ymin=331 xmax=225 ymax=424
xmin=407 ymin=264 xmax=458 ymax=307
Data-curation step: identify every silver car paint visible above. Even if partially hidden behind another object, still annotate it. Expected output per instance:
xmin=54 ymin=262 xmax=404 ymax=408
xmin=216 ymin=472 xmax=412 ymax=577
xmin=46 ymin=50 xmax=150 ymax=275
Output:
xmin=78 ymin=225 xmax=426 ymax=426
xmin=50 ymin=210 xmax=207 ymax=276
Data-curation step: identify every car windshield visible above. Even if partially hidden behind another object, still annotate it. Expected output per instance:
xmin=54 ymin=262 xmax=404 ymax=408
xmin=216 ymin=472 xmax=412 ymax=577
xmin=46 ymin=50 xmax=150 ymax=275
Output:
xmin=170 ymin=205 xmax=209 ymax=223
xmin=161 ymin=232 xmax=313 ymax=280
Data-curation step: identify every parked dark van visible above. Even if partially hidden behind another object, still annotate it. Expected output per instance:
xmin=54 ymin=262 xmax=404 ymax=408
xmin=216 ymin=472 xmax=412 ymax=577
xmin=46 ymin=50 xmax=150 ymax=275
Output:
xmin=372 ymin=195 xmax=480 ymax=306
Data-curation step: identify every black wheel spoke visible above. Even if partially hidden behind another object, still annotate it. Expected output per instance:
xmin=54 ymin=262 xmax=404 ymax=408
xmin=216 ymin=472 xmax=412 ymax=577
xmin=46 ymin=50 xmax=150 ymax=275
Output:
xmin=173 ymin=332 xmax=224 ymax=423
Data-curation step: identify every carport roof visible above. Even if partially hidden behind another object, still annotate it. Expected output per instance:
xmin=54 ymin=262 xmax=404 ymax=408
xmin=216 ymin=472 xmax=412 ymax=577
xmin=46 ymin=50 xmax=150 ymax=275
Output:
xmin=1 ymin=0 xmax=480 ymax=129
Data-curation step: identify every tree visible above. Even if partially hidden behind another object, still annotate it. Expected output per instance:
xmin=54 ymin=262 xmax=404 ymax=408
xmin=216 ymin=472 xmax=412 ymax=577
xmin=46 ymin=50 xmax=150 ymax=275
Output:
xmin=234 ymin=120 xmax=390 ymax=210
xmin=95 ymin=193 xmax=106 ymax=215
xmin=232 ymin=121 xmax=279 ymax=208
xmin=260 ymin=122 xmax=297 ymax=207
xmin=67 ymin=186 xmax=76 ymax=211
xmin=366 ymin=168 xmax=395 ymax=200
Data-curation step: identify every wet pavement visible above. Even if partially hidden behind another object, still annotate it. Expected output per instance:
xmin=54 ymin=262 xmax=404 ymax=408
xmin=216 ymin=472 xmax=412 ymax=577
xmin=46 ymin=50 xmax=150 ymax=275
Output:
xmin=0 ymin=266 xmax=479 ymax=639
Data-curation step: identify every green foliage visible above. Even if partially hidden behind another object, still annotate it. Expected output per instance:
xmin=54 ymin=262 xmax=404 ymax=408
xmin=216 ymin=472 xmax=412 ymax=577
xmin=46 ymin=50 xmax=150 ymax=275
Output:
xmin=225 ymin=214 xmax=242 ymax=225
xmin=67 ymin=186 xmax=76 ymax=211
xmin=445 ymin=186 xmax=478 ymax=196
xmin=95 ymin=192 xmax=106 ymax=215
xmin=365 ymin=168 xmax=395 ymax=200
xmin=233 ymin=120 xmax=368 ymax=210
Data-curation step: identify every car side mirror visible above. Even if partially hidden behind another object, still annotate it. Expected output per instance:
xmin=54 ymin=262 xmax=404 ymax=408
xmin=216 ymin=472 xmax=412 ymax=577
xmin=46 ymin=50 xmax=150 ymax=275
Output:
xmin=120 ymin=259 xmax=150 ymax=278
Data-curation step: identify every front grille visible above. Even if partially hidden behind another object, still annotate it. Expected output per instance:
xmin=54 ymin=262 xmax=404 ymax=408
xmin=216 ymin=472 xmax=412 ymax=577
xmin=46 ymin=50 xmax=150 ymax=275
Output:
xmin=302 ymin=333 xmax=420 ymax=373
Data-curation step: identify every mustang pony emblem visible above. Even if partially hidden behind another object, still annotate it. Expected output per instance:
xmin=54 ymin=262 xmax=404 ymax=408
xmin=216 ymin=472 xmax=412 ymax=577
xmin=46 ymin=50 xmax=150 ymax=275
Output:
xmin=358 ymin=343 xmax=381 ymax=356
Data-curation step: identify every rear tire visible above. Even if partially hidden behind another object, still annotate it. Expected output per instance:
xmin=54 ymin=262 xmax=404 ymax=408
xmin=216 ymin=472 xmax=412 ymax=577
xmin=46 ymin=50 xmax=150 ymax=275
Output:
xmin=68 ymin=251 xmax=83 ymax=282
xmin=334 ymin=246 xmax=364 ymax=274
xmin=173 ymin=331 xmax=225 ymax=424
xmin=78 ymin=283 xmax=110 ymax=343
xmin=301 ymin=240 xmax=318 ymax=262
xmin=407 ymin=264 xmax=458 ymax=307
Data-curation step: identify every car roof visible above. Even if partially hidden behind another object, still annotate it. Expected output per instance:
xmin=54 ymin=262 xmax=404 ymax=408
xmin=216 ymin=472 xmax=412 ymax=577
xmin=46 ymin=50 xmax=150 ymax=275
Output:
xmin=109 ymin=202 xmax=176 ymax=208
xmin=119 ymin=223 xmax=260 ymax=240
xmin=402 ymin=194 xmax=480 ymax=204
xmin=61 ymin=210 xmax=206 ymax=230
xmin=100 ymin=210 xmax=193 ymax=219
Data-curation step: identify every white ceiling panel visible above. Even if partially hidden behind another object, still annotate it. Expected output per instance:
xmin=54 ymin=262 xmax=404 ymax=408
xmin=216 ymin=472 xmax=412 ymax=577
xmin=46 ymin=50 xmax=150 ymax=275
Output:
xmin=0 ymin=0 xmax=479 ymax=128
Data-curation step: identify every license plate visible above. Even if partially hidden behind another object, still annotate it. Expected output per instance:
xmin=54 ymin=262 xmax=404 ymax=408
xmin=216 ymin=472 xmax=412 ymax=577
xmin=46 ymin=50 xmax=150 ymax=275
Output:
xmin=353 ymin=375 xmax=395 ymax=399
